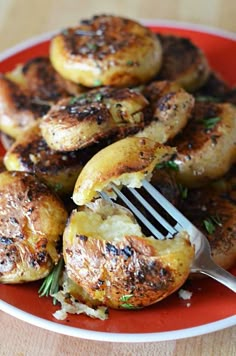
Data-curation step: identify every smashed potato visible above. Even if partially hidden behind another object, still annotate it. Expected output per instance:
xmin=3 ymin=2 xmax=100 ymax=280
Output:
xmin=73 ymin=136 xmax=176 ymax=205
xmin=0 ymin=171 xmax=68 ymax=283
xmin=63 ymin=199 xmax=194 ymax=309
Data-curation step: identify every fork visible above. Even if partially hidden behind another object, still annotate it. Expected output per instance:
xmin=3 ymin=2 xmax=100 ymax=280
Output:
xmin=100 ymin=180 xmax=236 ymax=293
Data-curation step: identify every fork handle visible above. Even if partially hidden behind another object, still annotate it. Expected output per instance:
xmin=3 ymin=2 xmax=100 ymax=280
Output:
xmin=191 ymin=259 xmax=236 ymax=293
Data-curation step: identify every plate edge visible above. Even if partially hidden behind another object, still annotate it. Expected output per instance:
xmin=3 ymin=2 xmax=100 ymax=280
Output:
xmin=0 ymin=299 xmax=235 ymax=342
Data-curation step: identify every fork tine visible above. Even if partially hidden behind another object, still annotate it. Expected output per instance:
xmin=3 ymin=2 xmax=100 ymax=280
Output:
xmin=128 ymin=186 xmax=177 ymax=235
xmin=111 ymin=183 xmax=166 ymax=239
xmin=142 ymin=179 xmax=194 ymax=232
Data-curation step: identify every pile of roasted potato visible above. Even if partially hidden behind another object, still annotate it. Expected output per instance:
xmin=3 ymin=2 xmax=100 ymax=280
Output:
xmin=0 ymin=15 xmax=235 ymax=313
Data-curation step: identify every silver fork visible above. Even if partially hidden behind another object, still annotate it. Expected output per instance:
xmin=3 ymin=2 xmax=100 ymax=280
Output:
xmin=100 ymin=180 xmax=236 ymax=293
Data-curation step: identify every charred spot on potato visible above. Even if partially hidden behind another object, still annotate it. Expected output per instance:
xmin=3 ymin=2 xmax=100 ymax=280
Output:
xmin=106 ymin=242 xmax=120 ymax=256
xmin=0 ymin=237 xmax=13 ymax=245
xmin=76 ymin=234 xmax=88 ymax=241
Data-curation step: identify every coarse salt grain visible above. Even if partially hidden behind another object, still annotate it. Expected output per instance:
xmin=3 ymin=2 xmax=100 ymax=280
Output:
xmin=178 ymin=288 xmax=193 ymax=300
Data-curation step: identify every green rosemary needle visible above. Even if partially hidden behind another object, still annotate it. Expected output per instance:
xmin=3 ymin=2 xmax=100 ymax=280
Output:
xmin=38 ymin=257 xmax=64 ymax=305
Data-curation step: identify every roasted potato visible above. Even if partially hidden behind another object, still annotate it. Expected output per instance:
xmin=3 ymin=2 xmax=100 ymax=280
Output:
xmin=136 ymin=81 xmax=194 ymax=143
xmin=50 ymin=15 xmax=163 ymax=87
xmin=156 ymin=34 xmax=210 ymax=91
xmin=3 ymin=123 xmax=102 ymax=196
xmin=0 ymin=75 xmax=47 ymax=139
xmin=180 ymin=184 xmax=236 ymax=271
xmin=40 ymin=87 xmax=148 ymax=151
xmin=63 ymin=199 xmax=194 ymax=309
xmin=73 ymin=136 xmax=176 ymax=205
xmin=0 ymin=171 xmax=68 ymax=283
xmin=65 ymin=136 xmax=194 ymax=309
xmin=170 ymin=102 xmax=236 ymax=187
xmin=21 ymin=56 xmax=84 ymax=100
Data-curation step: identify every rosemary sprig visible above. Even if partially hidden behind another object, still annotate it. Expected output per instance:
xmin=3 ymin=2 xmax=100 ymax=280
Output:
xmin=38 ymin=257 xmax=64 ymax=305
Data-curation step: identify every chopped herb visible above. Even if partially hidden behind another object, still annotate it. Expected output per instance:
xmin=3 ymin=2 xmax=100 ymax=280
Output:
xmin=120 ymin=294 xmax=134 ymax=302
xmin=94 ymin=92 xmax=103 ymax=102
xmin=126 ymin=60 xmax=134 ymax=66
xmin=156 ymin=160 xmax=179 ymax=171
xmin=38 ymin=257 xmax=64 ymax=305
xmin=93 ymin=79 xmax=102 ymax=87
xmin=121 ymin=303 xmax=139 ymax=309
xmin=69 ymin=97 xmax=79 ymax=105
xmin=54 ymin=183 xmax=63 ymax=192
xmin=201 ymin=117 xmax=221 ymax=130
xmin=87 ymin=43 xmax=98 ymax=51
xmin=178 ymin=184 xmax=188 ymax=199
xmin=203 ymin=215 xmax=222 ymax=234
xmin=195 ymin=96 xmax=220 ymax=103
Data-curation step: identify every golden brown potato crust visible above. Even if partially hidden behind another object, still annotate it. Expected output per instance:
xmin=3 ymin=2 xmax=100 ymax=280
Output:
xmin=40 ymin=87 xmax=148 ymax=151
xmin=0 ymin=171 xmax=68 ymax=283
xmin=136 ymin=81 xmax=194 ymax=143
xmin=156 ymin=34 xmax=210 ymax=91
xmin=170 ymin=102 xmax=236 ymax=187
xmin=180 ymin=184 xmax=236 ymax=271
xmin=63 ymin=201 xmax=194 ymax=309
xmin=0 ymin=75 xmax=46 ymax=139
xmin=73 ymin=136 xmax=176 ymax=205
xmin=50 ymin=15 xmax=163 ymax=87
xmin=3 ymin=124 xmax=92 ymax=195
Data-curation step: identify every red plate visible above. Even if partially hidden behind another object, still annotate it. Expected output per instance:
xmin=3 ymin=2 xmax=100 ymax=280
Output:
xmin=0 ymin=21 xmax=235 ymax=342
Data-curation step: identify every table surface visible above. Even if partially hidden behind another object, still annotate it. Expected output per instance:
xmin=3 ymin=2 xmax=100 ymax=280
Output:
xmin=0 ymin=0 xmax=235 ymax=355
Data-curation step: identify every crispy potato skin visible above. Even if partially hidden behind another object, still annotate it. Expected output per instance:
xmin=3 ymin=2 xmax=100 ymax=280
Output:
xmin=63 ymin=202 xmax=194 ymax=309
xmin=156 ymin=34 xmax=210 ymax=91
xmin=40 ymin=87 xmax=148 ymax=151
xmin=0 ymin=171 xmax=68 ymax=283
xmin=0 ymin=76 xmax=43 ymax=139
xmin=170 ymin=102 xmax=236 ymax=187
xmin=22 ymin=56 xmax=83 ymax=100
xmin=73 ymin=136 xmax=176 ymax=205
xmin=50 ymin=15 xmax=162 ymax=87
xmin=3 ymin=124 xmax=102 ymax=196
xmin=180 ymin=185 xmax=236 ymax=271
xmin=136 ymin=81 xmax=194 ymax=143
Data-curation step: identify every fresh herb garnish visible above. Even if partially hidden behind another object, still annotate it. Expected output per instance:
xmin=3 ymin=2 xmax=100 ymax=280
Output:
xmin=87 ymin=43 xmax=98 ymax=51
xmin=121 ymin=303 xmax=138 ymax=309
xmin=126 ymin=60 xmax=134 ymax=66
xmin=178 ymin=184 xmax=188 ymax=199
xmin=38 ymin=257 xmax=64 ymax=305
xmin=195 ymin=96 xmax=220 ymax=103
xmin=201 ymin=117 xmax=221 ymax=130
xmin=156 ymin=160 xmax=179 ymax=171
xmin=203 ymin=215 xmax=222 ymax=234
xmin=94 ymin=92 xmax=103 ymax=102
xmin=54 ymin=182 xmax=63 ymax=192
xmin=93 ymin=79 xmax=102 ymax=87
xmin=120 ymin=294 xmax=134 ymax=302
xmin=69 ymin=97 xmax=79 ymax=105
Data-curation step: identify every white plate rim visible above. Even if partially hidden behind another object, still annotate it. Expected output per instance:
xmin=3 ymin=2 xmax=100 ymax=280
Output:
xmin=0 ymin=299 xmax=235 ymax=342
xmin=0 ymin=19 xmax=235 ymax=342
